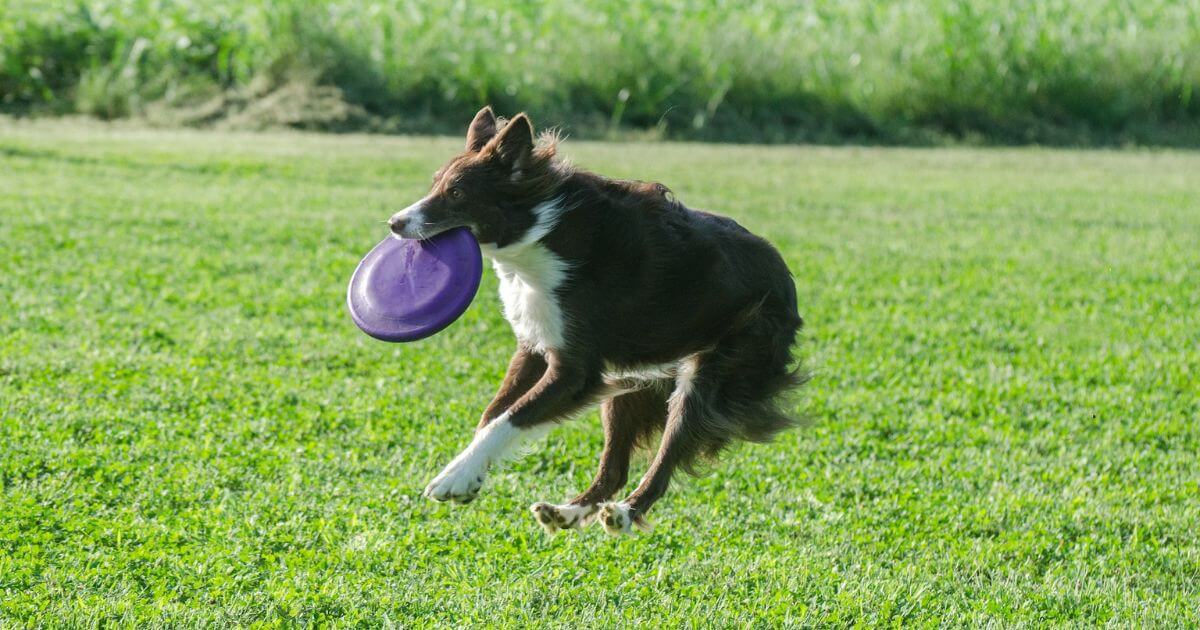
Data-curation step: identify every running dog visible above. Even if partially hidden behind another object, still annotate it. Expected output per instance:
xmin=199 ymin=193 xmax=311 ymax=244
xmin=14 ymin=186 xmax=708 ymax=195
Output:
xmin=389 ymin=107 xmax=805 ymax=534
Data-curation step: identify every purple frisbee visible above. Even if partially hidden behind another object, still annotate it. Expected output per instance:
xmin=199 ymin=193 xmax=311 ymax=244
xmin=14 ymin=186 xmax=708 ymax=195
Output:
xmin=347 ymin=227 xmax=483 ymax=342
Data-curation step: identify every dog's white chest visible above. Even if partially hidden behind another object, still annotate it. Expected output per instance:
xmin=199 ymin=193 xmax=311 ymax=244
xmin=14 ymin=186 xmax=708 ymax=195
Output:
xmin=487 ymin=243 xmax=568 ymax=353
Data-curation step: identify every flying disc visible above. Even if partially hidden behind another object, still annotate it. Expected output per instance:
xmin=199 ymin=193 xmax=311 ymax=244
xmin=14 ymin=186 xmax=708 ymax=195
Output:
xmin=347 ymin=228 xmax=483 ymax=342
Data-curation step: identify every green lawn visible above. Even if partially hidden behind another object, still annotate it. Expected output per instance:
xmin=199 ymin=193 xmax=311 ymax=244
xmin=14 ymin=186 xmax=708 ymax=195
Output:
xmin=1 ymin=120 xmax=1198 ymax=626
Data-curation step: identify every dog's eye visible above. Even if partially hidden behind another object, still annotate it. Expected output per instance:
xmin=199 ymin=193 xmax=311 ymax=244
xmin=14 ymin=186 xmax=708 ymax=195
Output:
xmin=448 ymin=187 xmax=464 ymax=200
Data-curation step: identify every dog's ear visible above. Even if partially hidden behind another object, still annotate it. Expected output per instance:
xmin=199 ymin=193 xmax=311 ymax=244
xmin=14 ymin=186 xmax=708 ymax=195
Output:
xmin=485 ymin=113 xmax=534 ymax=178
xmin=465 ymin=106 xmax=497 ymax=152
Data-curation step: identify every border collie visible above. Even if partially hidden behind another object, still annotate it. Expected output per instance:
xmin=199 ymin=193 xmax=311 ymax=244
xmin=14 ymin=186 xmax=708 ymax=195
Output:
xmin=390 ymin=107 xmax=804 ymax=534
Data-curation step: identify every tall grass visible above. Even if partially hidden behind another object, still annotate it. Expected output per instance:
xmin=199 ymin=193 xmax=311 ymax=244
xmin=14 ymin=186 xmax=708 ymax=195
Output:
xmin=2 ymin=0 xmax=1199 ymax=144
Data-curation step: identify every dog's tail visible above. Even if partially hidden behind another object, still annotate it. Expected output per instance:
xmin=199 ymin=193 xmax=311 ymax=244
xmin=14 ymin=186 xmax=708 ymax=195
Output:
xmin=720 ymin=295 xmax=808 ymax=442
xmin=679 ymin=292 xmax=807 ymax=472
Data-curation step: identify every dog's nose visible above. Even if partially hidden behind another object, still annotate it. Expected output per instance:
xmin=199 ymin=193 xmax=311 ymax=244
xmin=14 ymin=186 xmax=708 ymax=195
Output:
xmin=389 ymin=197 xmax=428 ymax=238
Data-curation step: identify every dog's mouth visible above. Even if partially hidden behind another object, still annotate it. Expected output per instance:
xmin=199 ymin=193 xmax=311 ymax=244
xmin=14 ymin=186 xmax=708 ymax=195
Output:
xmin=387 ymin=197 xmax=465 ymax=240
xmin=389 ymin=221 xmax=459 ymax=241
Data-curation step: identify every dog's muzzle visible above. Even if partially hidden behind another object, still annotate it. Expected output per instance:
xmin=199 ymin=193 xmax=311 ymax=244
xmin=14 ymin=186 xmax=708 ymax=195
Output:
xmin=389 ymin=198 xmax=429 ymax=239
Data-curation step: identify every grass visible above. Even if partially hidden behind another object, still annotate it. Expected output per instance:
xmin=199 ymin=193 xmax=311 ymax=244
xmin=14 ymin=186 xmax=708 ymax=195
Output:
xmin=3 ymin=0 xmax=1200 ymax=144
xmin=1 ymin=119 xmax=1199 ymax=625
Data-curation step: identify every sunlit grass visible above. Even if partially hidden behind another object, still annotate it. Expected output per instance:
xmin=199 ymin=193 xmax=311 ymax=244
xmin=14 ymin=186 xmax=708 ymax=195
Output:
xmin=0 ymin=120 xmax=1198 ymax=624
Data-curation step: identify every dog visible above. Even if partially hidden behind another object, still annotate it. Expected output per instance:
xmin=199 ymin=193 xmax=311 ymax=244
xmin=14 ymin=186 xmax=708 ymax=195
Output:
xmin=389 ymin=107 xmax=804 ymax=534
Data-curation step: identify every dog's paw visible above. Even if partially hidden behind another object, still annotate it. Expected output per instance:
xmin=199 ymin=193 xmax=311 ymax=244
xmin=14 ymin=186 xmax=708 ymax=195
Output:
xmin=597 ymin=502 xmax=651 ymax=536
xmin=423 ymin=459 xmax=487 ymax=504
xmin=530 ymin=502 xmax=598 ymax=534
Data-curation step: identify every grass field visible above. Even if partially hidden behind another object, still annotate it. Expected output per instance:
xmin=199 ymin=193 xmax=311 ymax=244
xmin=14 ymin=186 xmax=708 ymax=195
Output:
xmin=1 ymin=120 xmax=1199 ymax=625
xmin=4 ymin=0 xmax=1200 ymax=144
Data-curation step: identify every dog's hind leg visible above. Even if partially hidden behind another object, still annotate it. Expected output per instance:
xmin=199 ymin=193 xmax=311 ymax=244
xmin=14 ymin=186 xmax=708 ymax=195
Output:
xmin=598 ymin=357 xmax=710 ymax=535
xmin=531 ymin=381 xmax=668 ymax=534
xmin=597 ymin=314 xmax=803 ymax=534
xmin=575 ymin=383 xmax=669 ymax=505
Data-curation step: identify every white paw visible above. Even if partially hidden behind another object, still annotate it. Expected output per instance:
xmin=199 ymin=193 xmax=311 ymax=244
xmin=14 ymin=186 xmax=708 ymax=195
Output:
xmin=423 ymin=456 xmax=487 ymax=503
xmin=423 ymin=413 xmax=547 ymax=505
xmin=530 ymin=502 xmax=599 ymax=534
xmin=597 ymin=502 xmax=650 ymax=536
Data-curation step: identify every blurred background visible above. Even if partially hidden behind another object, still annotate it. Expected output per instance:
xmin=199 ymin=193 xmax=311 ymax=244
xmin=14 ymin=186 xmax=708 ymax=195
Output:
xmin=4 ymin=0 xmax=1199 ymax=145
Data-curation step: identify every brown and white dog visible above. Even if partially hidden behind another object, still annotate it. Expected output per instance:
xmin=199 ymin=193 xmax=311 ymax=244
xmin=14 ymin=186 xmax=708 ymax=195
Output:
xmin=390 ymin=107 xmax=804 ymax=534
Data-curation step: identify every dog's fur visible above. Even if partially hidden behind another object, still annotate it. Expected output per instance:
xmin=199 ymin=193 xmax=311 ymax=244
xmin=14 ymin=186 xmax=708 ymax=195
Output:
xmin=392 ymin=108 xmax=804 ymax=534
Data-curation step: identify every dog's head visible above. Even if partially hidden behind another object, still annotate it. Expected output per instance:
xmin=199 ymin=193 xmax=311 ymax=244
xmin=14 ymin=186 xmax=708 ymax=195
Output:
xmin=388 ymin=107 xmax=563 ymax=246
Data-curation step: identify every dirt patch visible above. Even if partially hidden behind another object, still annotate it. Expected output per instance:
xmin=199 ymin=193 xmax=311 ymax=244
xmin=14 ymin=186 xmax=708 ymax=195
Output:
xmin=145 ymin=79 xmax=374 ymax=132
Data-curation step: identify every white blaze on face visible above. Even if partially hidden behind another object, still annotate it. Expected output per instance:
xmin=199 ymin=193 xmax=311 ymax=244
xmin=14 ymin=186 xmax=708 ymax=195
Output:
xmin=389 ymin=196 xmax=431 ymax=239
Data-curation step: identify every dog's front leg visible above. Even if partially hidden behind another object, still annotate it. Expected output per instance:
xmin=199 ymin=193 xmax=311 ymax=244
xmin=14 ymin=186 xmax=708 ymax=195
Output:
xmin=424 ymin=352 xmax=598 ymax=504
xmin=477 ymin=346 xmax=547 ymax=429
